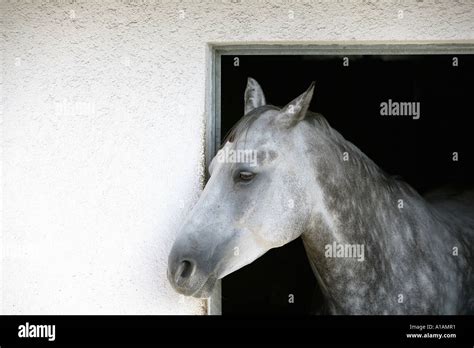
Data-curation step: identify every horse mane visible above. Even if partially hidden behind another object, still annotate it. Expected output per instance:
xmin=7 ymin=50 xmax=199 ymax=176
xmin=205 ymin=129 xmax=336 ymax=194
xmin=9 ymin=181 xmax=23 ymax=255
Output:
xmin=317 ymin=116 xmax=419 ymax=196
xmin=305 ymin=112 xmax=417 ymax=195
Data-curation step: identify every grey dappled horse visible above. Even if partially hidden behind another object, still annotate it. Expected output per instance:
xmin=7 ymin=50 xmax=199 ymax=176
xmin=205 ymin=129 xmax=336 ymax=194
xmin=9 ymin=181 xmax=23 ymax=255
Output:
xmin=168 ymin=78 xmax=474 ymax=314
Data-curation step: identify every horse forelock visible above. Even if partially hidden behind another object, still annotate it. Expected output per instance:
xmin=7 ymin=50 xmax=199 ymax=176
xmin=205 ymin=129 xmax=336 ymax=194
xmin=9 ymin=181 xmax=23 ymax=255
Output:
xmin=221 ymin=106 xmax=335 ymax=147
xmin=221 ymin=105 xmax=280 ymax=147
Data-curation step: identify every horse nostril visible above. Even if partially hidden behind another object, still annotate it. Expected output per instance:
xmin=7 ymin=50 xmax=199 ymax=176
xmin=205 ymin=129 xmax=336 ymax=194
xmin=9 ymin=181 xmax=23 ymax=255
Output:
xmin=177 ymin=260 xmax=194 ymax=280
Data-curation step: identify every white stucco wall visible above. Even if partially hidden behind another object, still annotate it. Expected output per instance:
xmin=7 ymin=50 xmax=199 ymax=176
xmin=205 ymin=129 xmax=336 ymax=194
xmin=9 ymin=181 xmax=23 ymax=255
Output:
xmin=1 ymin=0 xmax=473 ymax=314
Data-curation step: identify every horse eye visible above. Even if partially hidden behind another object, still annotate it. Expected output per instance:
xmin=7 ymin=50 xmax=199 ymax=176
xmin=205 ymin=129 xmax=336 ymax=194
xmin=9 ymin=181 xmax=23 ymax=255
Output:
xmin=239 ymin=171 xmax=254 ymax=181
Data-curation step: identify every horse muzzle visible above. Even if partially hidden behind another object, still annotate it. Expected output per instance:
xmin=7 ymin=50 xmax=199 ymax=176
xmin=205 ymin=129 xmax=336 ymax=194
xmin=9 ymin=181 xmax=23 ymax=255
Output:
xmin=167 ymin=253 xmax=217 ymax=298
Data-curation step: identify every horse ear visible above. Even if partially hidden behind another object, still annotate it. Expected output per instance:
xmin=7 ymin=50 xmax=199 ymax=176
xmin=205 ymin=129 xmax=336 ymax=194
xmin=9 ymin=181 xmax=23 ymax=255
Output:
xmin=244 ymin=77 xmax=266 ymax=114
xmin=279 ymin=82 xmax=315 ymax=127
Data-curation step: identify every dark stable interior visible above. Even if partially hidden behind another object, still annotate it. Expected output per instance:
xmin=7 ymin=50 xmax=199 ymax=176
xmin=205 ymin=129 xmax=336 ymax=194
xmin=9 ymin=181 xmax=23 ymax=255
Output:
xmin=219 ymin=54 xmax=474 ymax=315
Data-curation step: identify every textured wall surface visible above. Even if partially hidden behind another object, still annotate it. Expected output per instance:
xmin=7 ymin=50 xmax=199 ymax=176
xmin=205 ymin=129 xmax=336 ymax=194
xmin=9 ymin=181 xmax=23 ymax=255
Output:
xmin=1 ymin=0 xmax=473 ymax=314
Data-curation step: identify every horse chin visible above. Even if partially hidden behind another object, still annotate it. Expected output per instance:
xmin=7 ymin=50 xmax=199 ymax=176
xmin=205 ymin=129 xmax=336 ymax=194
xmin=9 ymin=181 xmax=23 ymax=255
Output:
xmin=189 ymin=277 xmax=215 ymax=298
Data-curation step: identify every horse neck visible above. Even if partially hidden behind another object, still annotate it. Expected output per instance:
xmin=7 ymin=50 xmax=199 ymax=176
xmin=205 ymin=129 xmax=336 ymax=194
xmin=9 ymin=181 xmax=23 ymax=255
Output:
xmin=300 ymin=126 xmax=438 ymax=312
